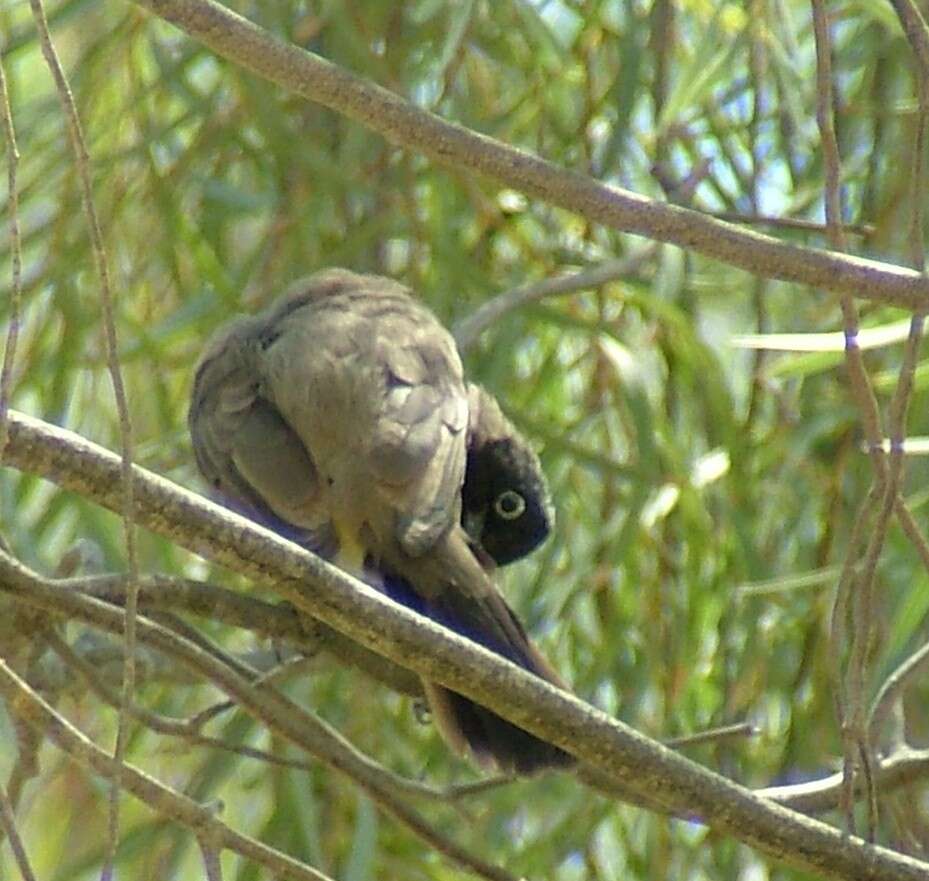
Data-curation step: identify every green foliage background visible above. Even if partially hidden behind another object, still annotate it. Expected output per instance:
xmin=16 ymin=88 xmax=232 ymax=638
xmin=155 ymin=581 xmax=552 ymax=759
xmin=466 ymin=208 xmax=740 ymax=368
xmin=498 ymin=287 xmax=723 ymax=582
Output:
xmin=2 ymin=0 xmax=928 ymax=878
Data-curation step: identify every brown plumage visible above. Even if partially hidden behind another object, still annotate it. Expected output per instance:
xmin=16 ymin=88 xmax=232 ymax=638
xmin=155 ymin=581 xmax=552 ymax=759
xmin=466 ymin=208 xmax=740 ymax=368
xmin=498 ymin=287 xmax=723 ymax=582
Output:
xmin=189 ymin=269 xmax=572 ymax=774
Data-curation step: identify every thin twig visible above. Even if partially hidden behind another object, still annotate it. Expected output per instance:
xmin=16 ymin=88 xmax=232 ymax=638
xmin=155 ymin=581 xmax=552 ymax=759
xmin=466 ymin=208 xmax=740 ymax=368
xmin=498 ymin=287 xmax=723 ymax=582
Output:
xmin=887 ymin=0 xmax=929 ymax=82
xmin=759 ymin=747 xmax=929 ymax=815
xmin=857 ymin=318 xmax=926 ymax=692
xmin=26 ymin=3 xmax=140 ymax=874
xmin=904 ymin=60 xmax=929 ymax=273
xmin=876 ymin=7 xmax=929 ymax=766
xmin=198 ymin=832 xmax=224 ymax=881
xmin=0 ymin=782 xmax=37 ymax=881
xmin=894 ymin=500 xmax=929 ymax=579
xmin=869 ymin=638 xmax=929 ymax=746
xmin=453 ymin=245 xmax=658 ymax=350
xmin=442 ymin=776 xmax=516 ymax=800
xmin=888 ymin=23 xmax=929 ymax=624
xmin=0 ymin=657 xmax=336 ymax=881
xmin=0 ymin=553 xmax=517 ymax=881
xmin=145 ymin=610 xmax=260 ymax=681
xmin=3 ymin=717 xmax=41 ymax=830
xmin=846 ymin=312 xmax=925 ymax=838
xmin=664 ymin=722 xmax=759 ymax=750
xmin=811 ymin=0 xmax=887 ymax=836
xmin=711 ymin=212 xmax=874 ymax=237
xmin=66 ymin=572 xmax=422 ymax=697
xmin=836 ymin=0 xmax=929 ymax=839
xmin=0 ymin=53 xmax=22 ymax=461
xmin=42 ymin=628 xmax=403 ymax=783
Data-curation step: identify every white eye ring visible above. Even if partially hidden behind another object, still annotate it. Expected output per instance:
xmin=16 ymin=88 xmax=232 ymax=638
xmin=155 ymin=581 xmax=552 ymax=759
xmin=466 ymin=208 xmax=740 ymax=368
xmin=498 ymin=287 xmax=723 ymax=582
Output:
xmin=494 ymin=490 xmax=526 ymax=521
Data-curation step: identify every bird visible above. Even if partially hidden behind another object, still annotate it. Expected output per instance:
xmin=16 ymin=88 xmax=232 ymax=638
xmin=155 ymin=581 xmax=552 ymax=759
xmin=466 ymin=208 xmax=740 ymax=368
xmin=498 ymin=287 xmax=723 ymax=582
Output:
xmin=191 ymin=354 xmax=555 ymax=567
xmin=189 ymin=268 xmax=571 ymax=774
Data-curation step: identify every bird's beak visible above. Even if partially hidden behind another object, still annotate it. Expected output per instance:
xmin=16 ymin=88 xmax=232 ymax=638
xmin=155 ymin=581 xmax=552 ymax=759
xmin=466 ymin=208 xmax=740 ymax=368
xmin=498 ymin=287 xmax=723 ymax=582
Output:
xmin=462 ymin=509 xmax=496 ymax=570
xmin=462 ymin=508 xmax=485 ymax=545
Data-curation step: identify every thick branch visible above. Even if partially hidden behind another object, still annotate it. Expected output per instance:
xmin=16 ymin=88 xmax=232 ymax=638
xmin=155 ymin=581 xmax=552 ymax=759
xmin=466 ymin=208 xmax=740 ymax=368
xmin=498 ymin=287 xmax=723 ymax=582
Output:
xmin=3 ymin=411 xmax=929 ymax=880
xmin=129 ymin=0 xmax=929 ymax=310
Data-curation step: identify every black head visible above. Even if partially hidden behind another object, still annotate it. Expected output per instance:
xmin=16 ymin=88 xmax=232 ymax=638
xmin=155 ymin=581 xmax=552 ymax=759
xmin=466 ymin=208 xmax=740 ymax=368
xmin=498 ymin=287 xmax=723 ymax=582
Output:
xmin=461 ymin=436 xmax=554 ymax=566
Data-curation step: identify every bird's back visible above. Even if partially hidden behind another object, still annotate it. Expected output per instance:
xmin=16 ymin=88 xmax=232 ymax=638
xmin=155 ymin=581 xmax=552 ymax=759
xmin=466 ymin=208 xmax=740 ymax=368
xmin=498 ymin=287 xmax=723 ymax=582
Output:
xmin=258 ymin=271 xmax=469 ymax=559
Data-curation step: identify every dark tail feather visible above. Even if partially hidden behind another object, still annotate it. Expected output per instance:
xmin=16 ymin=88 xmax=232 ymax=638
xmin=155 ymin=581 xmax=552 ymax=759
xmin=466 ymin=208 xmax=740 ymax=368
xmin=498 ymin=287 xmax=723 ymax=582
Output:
xmin=383 ymin=570 xmax=574 ymax=774
xmin=424 ymin=682 xmax=573 ymax=774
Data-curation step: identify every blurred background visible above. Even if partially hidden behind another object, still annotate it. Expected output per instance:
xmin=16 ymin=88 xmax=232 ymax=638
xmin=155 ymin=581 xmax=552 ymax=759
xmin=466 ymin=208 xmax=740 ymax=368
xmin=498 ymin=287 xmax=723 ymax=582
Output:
xmin=1 ymin=0 xmax=928 ymax=878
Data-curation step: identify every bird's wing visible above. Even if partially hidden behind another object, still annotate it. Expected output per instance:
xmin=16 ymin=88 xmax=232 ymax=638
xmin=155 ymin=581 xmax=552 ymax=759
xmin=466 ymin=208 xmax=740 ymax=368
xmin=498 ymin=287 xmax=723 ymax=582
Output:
xmin=188 ymin=315 xmax=326 ymax=540
xmin=373 ymin=302 xmax=469 ymax=554
xmin=258 ymin=272 xmax=468 ymax=558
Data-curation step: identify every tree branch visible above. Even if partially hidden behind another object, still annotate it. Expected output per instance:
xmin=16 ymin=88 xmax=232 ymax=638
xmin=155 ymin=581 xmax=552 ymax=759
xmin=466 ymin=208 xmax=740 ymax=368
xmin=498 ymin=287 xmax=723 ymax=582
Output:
xmin=3 ymin=410 xmax=929 ymax=880
xmin=0 ymin=656 xmax=336 ymax=881
xmin=128 ymin=0 xmax=929 ymax=310
xmin=0 ymin=553 xmax=517 ymax=881
xmin=760 ymin=748 xmax=929 ymax=815
xmin=68 ymin=572 xmax=422 ymax=697
xmin=453 ymin=245 xmax=659 ymax=350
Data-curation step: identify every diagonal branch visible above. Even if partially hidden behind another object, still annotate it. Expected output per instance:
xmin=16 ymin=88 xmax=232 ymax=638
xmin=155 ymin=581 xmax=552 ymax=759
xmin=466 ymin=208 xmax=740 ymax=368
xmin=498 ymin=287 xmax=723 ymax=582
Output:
xmin=68 ymin=572 xmax=422 ymax=697
xmin=129 ymin=0 xmax=929 ymax=310
xmin=0 ymin=554 xmax=515 ymax=881
xmin=0 ymin=657 xmax=335 ymax=881
xmin=3 ymin=410 xmax=929 ymax=880
xmin=453 ymin=246 xmax=658 ymax=350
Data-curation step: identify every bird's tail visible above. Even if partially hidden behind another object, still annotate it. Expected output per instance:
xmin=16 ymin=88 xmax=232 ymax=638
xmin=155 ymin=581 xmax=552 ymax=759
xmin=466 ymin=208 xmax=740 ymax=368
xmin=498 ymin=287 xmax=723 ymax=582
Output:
xmin=421 ymin=596 xmax=574 ymax=775
xmin=382 ymin=534 xmax=574 ymax=775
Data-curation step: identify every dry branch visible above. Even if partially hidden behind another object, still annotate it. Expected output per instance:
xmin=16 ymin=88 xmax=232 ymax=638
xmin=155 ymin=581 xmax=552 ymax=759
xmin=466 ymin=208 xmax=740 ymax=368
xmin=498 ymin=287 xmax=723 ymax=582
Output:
xmin=0 ymin=552 xmax=517 ymax=881
xmin=0 ymin=657 xmax=336 ymax=881
xmin=130 ymin=0 xmax=929 ymax=310
xmin=2 ymin=409 xmax=928 ymax=881
xmin=761 ymin=748 xmax=929 ymax=815
xmin=70 ymin=573 xmax=422 ymax=697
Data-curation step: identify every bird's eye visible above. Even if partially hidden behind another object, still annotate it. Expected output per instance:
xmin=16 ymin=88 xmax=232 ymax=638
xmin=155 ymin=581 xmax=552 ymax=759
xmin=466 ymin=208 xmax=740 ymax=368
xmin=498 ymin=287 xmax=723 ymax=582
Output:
xmin=494 ymin=490 xmax=526 ymax=521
